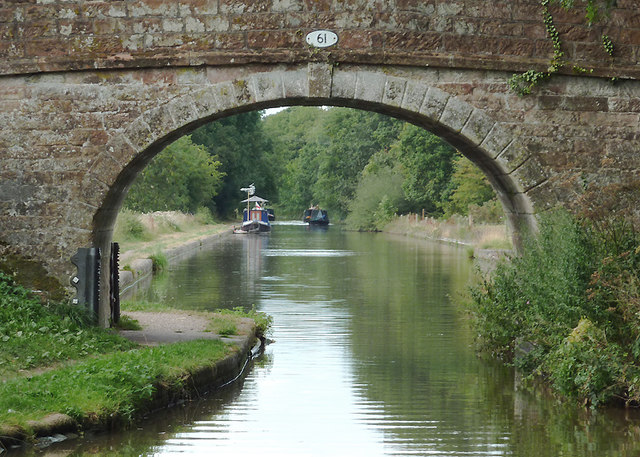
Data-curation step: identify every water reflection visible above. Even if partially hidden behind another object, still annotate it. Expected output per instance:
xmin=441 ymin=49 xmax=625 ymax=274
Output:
xmin=16 ymin=225 xmax=640 ymax=456
xmin=241 ymin=233 xmax=269 ymax=298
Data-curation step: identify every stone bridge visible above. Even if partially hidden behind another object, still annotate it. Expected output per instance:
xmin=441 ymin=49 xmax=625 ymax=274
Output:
xmin=1 ymin=0 xmax=639 ymax=325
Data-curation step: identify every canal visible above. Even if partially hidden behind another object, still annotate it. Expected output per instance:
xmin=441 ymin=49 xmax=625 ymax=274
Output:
xmin=28 ymin=223 xmax=640 ymax=455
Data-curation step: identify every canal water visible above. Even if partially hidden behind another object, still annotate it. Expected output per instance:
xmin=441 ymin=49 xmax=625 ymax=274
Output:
xmin=24 ymin=223 xmax=640 ymax=456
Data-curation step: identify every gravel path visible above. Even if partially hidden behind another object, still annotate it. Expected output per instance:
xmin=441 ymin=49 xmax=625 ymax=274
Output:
xmin=118 ymin=310 xmax=255 ymax=347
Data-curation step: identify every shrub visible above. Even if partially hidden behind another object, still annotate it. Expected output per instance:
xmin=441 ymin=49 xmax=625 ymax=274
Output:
xmin=149 ymin=252 xmax=168 ymax=272
xmin=468 ymin=199 xmax=504 ymax=224
xmin=467 ymin=209 xmax=640 ymax=406
xmin=470 ymin=210 xmax=594 ymax=356
xmin=546 ymin=319 xmax=625 ymax=407
xmin=114 ymin=210 xmax=150 ymax=242
xmin=346 ymin=167 xmax=405 ymax=231
xmin=373 ymin=195 xmax=398 ymax=230
xmin=194 ymin=206 xmax=216 ymax=225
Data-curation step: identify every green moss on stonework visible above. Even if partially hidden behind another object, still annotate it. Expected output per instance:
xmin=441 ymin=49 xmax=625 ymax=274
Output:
xmin=233 ymin=80 xmax=251 ymax=102
xmin=0 ymin=254 xmax=68 ymax=303
xmin=233 ymin=79 xmax=248 ymax=89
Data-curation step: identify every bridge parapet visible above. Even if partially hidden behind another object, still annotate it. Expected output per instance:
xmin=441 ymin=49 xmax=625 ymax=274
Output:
xmin=1 ymin=0 xmax=638 ymax=79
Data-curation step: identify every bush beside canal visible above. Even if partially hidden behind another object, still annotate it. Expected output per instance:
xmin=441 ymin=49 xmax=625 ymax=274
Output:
xmin=469 ymin=210 xmax=640 ymax=408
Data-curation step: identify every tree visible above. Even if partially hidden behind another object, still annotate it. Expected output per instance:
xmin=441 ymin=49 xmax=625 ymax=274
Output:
xmin=443 ymin=154 xmax=496 ymax=217
xmin=390 ymin=124 xmax=457 ymax=216
xmin=124 ymin=135 xmax=224 ymax=213
xmin=191 ymin=111 xmax=276 ymax=216
xmin=261 ymin=107 xmax=403 ymax=219
xmin=346 ymin=166 xmax=405 ymax=231
xmin=313 ymin=109 xmax=402 ymax=218
xmin=262 ymin=106 xmax=329 ymax=217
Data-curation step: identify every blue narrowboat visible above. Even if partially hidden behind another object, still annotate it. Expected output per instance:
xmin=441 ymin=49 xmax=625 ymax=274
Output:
xmin=234 ymin=189 xmax=271 ymax=234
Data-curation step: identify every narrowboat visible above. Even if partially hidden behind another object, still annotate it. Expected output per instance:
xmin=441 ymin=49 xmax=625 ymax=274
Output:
xmin=234 ymin=185 xmax=271 ymax=234
xmin=303 ymin=206 xmax=329 ymax=225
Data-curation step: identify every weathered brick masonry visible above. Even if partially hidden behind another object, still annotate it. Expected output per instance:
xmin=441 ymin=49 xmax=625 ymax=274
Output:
xmin=0 ymin=0 xmax=639 ymax=325
xmin=1 ymin=0 xmax=639 ymax=78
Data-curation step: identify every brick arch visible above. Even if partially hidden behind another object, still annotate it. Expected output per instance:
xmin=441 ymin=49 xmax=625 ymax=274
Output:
xmin=86 ymin=64 xmax=541 ymax=322
xmin=98 ymin=66 xmax=538 ymax=225
xmin=91 ymin=65 xmax=541 ymax=245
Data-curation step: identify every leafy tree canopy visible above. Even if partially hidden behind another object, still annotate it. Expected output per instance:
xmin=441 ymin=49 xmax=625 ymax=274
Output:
xmin=123 ymin=135 xmax=224 ymax=213
xmin=444 ymin=154 xmax=496 ymax=217
xmin=390 ymin=124 xmax=457 ymax=216
xmin=125 ymin=106 xmax=502 ymax=227
xmin=261 ymin=106 xmax=500 ymax=225
xmin=191 ymin=111 xmax=276 ymax=216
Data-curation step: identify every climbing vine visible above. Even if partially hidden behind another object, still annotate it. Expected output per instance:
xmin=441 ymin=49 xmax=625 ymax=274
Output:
xmin=602 ymin=34 xmax=614 ymax=56
xmin=553 ymin=0 xmax=617 ymax=25
xmin=509 ymin=0 xmax=616 ymax=96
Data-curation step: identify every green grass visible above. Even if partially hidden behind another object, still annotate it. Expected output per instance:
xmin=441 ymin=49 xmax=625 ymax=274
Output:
xmin=122 ymin=300 xmax=273 ymax=339
xmin=113 ymin=210 xmax=226 ymax=255
xmin=148 ymin=252 xmax=168 ymax=272
xmin=113 ymin=209 xmax=152 ymax=243
xmin=0 ymin=273 xmax=136 ymax=379
xmin=112 ymin=315 xmax=142 ymax=331
xmin=208 ymin=315 xmax=238 ymax=336
xmin=217 ymin=306 xmax=273 ymax=338
xmin=0 ymin=277 xmax=260 ymax=436
xmin=0 ymin=339 xmax=230 ymax=428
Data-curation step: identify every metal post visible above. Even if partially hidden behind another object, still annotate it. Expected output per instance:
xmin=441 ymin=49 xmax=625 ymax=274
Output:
xmin=110 ymin=242 xmax=120 ymax=325
xmin=70 ymin=247 xmax=101 ymax=319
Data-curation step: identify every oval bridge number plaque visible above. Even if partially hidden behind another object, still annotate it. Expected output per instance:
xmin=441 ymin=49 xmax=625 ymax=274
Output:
xmin=306 ymin=30 xmax=339 ymax=48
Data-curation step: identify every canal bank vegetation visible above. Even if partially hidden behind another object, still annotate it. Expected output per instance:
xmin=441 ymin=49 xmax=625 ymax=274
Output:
xmin=469 ymin=207 xmax=640 ymax=408
xmin=0 ymin=272 xmax=271 ymax=446
xmin=120 ymin=107 xmax=506 ymax=233
xmin=382 ymin=211 xmax=511 ymax=251
xmin=0 ymin=272 xmax=136 ymax=380
xmin=114 ymin=209 xmax=229 ymax=268
xmin=0 ymin=339 xmax=230 ymax=434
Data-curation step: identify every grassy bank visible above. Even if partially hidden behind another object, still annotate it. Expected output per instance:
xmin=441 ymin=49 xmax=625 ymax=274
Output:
xmin=382 ymin=214 xmax=512 ymax=251
xmin=0 ymin=273 xmax=267 ymax=442
xmin=0 ymin=272 xmax=137 ymax=380
xmin=0 ymin=208 xmax=272 ymax=444
xmin=114 ymin=209 xmax=231 ymax=267
xmin=468 ymin=210 xmax=640 ymax=408
xmin=0 ymin=339 xmax=230 ymax=429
